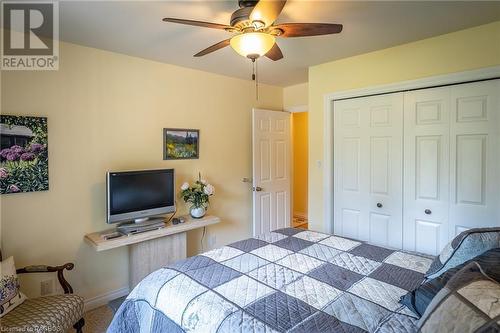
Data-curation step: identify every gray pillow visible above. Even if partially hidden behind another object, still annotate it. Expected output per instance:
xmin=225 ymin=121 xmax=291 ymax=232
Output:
xmin=401 ymin=248 xmax=500 ymax=318
xmin=425 ymin=227 xmax=500 ymax=280
xmin=418 ymin=261 xmax=500 ymax=333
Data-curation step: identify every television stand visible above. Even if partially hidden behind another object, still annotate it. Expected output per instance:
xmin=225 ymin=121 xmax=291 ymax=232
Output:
xmin=84 ymin=215 xmax=220 ymax=288
xmin=117 ymin=218 xmax=165 ymax=235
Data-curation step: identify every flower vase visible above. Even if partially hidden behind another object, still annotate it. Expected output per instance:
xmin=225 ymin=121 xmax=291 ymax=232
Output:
xmin=190 ymin=206 xmax=206 ymax=219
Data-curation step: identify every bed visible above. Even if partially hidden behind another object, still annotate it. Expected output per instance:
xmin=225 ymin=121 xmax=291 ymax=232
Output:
xmin=107 ymin=228 xmax=434 ymax=333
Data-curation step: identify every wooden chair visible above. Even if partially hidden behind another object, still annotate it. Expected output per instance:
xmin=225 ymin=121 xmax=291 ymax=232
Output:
xmin=0 ymin=251 xmax=85 ymax=333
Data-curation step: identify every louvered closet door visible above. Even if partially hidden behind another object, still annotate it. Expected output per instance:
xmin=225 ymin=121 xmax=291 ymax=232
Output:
xmin=334 ymin=93 xmax=403 ymax=248
xmin=449 ymin=80 xmax=500 ymax=236
xmin=403 ymin=87 xmax=450 ymax=255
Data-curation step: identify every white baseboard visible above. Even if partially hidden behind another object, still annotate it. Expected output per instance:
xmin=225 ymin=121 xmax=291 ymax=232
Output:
xmin=84 ymin=286 xmax=130 ymax=312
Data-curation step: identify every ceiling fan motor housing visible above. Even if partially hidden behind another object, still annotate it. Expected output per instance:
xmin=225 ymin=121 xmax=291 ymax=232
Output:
xmin=230 ymin=6 xmax=255 ymax=29
xmin=238 ymin=0 xmax=259 ymax=8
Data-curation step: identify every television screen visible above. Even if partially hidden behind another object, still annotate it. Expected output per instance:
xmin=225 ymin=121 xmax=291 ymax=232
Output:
xmin=107 ymin=169 xmax=175 ymax=223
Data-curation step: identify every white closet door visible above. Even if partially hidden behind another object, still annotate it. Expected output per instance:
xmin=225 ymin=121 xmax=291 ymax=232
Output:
xmin=449 ymin=80 xmax=500 ymax=236
xmin=334 ymin=97 xmax=365 ymax=240
xmin=403 ymin=87 xmax=450 ymax=255
xmin=334 ymin=93 xmax=403 ymax=248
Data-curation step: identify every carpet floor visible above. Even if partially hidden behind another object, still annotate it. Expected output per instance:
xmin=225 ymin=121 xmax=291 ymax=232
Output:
xmin=79 ymin=305 xmax=114 ymax=333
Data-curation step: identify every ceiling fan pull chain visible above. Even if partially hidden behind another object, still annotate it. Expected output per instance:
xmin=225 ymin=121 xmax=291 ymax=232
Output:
xmin=252 ymin=58 xmax=256 ymax=81
xmin=250 ymin=58 xmax=259 ymax=100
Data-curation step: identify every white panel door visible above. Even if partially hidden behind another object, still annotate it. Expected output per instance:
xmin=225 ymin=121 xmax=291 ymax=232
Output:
xmin=334 ymin=98 xmax=363 ymax=241
xmin=404 ymin=87 xmax=450 ymax=255
xmin=334 ymin=93 xmax=403 ymax=248
xmin=252 ymin=109 xmax=291 ymax=236
xmin=449 ymin=80 xmax=500 ymax=236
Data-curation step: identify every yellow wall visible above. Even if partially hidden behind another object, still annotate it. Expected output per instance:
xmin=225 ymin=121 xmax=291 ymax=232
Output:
xmin=283 ymin=83 xmax=308 ymax=110
xmin=292 ymin=112 xmax=308 ymax=216
xmin=308 ymin=21 xmax=500 ymax=232
xmin=1 ymin=41 xmax=282 ymax=301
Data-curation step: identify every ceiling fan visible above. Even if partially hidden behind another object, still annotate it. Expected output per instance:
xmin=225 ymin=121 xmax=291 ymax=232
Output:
xmin=162 ymin=0 xmax=343 ymax=61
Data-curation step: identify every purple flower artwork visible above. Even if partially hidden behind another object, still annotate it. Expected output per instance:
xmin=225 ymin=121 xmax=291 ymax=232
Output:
xmin=20 ymin=153 xmax=36 ymax=161
xmin=0 ymin=115 xmax=49 ymax=194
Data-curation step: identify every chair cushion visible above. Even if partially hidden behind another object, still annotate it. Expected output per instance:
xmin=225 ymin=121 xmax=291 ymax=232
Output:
xmin=1 ymin=294 xmax=84 ymax=333
xmin=418 ymin=261 xmax=500 ymax=332
xmin=0 ymin=256 xmax=26 ymax=317
xmin=425 ymin=227 xmax=500 ymax=280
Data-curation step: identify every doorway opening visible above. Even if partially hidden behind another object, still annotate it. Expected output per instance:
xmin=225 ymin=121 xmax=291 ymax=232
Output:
xmin=292 ymin=111 xmax=308 ymax=230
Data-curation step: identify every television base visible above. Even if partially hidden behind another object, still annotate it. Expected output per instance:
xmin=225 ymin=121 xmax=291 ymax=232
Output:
xmin=84 ymin=215 xmax=221 ymax=288
xmin=117 ymin=218 xmax=165 ymax=235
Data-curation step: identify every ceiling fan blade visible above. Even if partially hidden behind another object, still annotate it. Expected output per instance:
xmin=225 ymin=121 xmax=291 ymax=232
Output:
xmin=265 ymin=43 xmax=283 ymax=61
xmin=162 ymin=17 xmax=231 ymax=30
xmin=194 ymin=39 xmax=231 ymax=57
xmin=274 ymin=23 xmax=343 ymax=37
xmin=250 ymin=0 xmax=287 ymax=28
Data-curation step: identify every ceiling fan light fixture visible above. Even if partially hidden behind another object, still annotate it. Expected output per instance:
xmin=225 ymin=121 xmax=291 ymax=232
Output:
xmin=230 ymin=32 xmax=275 ymax=58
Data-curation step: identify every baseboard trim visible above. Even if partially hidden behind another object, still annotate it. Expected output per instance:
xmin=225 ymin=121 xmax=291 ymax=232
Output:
xmin=84 ymin=286 xmax=130 ymax=312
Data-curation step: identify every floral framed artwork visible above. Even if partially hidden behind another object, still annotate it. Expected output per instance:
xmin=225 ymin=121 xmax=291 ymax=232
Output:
xmin=0 ymin=115 xmax=49 ymax=194
xmin=163 ymin=128 xmax=199 ymax=160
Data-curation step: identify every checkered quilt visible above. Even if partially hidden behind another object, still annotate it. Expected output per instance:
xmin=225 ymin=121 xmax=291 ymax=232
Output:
xmin=107 ymin=228 xmax=434 ymax=333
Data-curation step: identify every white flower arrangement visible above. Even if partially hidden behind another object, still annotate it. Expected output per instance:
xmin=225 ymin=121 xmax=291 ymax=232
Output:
xmin=180 ymin=174 xmax=215 ymax=210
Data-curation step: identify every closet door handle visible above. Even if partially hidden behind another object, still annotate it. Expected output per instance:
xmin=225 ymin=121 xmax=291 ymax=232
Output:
xmin=376 ymin=203 xmax=383 ymax=208
xmin=425 ymin=209 xmax=432 ymax=215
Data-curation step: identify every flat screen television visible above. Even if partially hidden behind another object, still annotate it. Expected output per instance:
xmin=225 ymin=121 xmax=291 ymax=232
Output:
xmin=106 ymin=169 xmax=175 ymax=224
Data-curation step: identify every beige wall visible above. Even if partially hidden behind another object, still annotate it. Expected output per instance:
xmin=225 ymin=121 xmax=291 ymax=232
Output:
xmin=285 ymin=83 xmax=309 ymax=217
xmin=292 ymin=112 xmax=308 ymax=217
xmin=308 ymin=21 xmax=500 ymax=232
xmin=283 ymin=82 xmax=308 ymax=110
xmin=1 ymin=41 xmax=282 ymax=301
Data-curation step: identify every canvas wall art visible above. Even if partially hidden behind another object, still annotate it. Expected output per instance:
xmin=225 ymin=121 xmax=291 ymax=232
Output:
xmin=163 ymin=128 xmax=199 ymax=160
xmin=0 ymin=115 xmax=49 ymax=194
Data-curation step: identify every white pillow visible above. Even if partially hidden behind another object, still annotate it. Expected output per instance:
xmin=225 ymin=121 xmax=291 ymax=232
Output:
xmin=0 ymin=256 xmax=26 ymax=317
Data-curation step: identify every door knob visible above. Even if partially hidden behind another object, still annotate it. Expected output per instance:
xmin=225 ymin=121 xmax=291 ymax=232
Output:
xmin=376 ymin=203 xmax=383 ymax=208
xmin=425 ymin=209 xmax=432 ymax=215
xmin=253 ymin=186 xmax=263 ymax=192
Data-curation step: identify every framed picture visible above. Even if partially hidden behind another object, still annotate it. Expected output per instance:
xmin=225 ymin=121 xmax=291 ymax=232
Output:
xmin=0 ymin=115 xmax=49 ymax=194
xmin=163 ymin=128 xmax=199 ymax=160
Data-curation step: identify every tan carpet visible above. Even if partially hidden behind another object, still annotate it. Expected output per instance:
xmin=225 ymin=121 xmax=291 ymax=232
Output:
xmin=76 ymin=305 xmax=114 ymax=333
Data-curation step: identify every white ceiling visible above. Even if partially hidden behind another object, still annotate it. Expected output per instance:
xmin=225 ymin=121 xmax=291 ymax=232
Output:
xmin=59 ymin=1 xmax=500 ymax=86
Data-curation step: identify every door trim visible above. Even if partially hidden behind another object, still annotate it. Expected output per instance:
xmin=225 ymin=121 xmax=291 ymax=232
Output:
xmin=285 ymin=105 xmax=308 ymax=113
xmin=323 ymin=65 xmax=500 ymax=234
